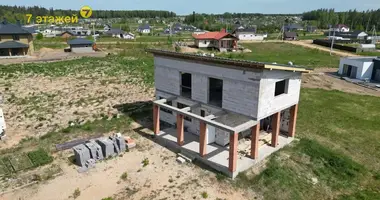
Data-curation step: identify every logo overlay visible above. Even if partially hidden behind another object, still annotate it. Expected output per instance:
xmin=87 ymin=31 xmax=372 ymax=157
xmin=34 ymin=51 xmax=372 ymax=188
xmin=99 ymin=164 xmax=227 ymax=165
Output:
xmin=80 ymin=6 xmax=93 ymax=18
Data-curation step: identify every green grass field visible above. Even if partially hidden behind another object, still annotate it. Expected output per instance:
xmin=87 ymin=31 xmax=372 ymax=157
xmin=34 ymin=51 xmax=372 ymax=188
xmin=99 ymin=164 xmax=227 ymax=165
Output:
xmin=234 ymin=89 xmax=380 ymax=199
xmin=221 ymin=43 xmax=340 ymax=68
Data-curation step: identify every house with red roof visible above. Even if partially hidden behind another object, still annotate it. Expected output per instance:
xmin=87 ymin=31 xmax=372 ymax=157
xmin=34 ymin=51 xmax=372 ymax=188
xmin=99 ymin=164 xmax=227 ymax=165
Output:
xmin=192 ymin=29 xmax=238 ymax=51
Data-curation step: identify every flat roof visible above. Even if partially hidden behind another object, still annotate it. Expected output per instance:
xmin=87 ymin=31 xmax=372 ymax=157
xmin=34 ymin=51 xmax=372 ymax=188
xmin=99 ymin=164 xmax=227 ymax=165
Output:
xmin=0 ymin=41 xmax=29 ymax=49
xmin=344 ymin=56 xmax=377 ymax=62
xmin=147 ymin=49 xmax=312 ymax=73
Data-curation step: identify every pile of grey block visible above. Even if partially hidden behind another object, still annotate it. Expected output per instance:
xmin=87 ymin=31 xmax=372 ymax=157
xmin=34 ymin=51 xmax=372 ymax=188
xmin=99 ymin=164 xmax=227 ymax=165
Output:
xmin=73 ymin=134 xmax=127 ymax=172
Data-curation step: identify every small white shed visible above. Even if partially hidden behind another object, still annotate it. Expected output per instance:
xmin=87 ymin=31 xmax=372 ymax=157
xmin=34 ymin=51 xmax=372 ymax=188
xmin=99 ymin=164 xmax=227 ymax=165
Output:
xmin=338 ymin=57 xmax=376 ymax=80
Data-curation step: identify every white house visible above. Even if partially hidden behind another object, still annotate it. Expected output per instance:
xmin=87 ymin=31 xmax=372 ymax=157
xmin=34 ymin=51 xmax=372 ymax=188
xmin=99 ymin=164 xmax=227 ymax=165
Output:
xmin=104 ymin=29 xmax=135 ymax=39
xmin=233 ymin=28 xmax=266 ymax=41
xmin=331 ymin=24 xmax=350 ymax=32
xmin=338 ymin=57 xmax=380 ymax=81
xmin=138 ymin=24 xmax=151 ymax=34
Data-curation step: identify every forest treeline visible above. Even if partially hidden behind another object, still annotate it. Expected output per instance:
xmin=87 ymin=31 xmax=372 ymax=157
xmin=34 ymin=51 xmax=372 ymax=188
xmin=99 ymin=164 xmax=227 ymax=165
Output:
xmin=302 ymin=9 xmax=380 ymax=30
xmin=0 ymin=5 xmax=176 ymax=23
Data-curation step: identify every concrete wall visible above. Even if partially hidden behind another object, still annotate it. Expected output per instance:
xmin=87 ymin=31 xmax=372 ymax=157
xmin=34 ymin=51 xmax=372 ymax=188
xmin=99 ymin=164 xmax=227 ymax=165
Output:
xmin=257 ymin=70 xmax=302 ymax=119
xmin=338 ymin=57 xmax=374 ymax=80
xmin=196 ymin=39 xmax=214 ymax=48
xmin=0 ymin=34 xmax=34 ymax=55
xmin=154 ymin=56 xmax=261 ymax=118
xmin=71 ymin=46 xmax=93 ymax=53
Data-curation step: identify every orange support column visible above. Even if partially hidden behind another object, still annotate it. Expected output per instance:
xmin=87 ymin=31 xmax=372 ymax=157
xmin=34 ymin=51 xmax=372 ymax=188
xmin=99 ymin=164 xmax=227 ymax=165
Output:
xmin=153 ymin=105 xmax=160 ymax=135
xmin=288 ymin=104 xmax=298 ymax=137
xmin=199 ymin=121 xmax=207 ymax=157
xmin=271 ymin=112 xmax=280 ymax=147
xmin=177 ymin=114 xmax=184 ymax=146
xmin=251 ymin=122 xmax=260 ymax=159
xmin=229 ymin=132 xmax=238 ymax=172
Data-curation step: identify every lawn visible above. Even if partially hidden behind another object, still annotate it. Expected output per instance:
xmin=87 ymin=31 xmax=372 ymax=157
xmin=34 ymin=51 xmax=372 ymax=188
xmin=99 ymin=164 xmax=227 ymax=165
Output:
xmin=297 ymin=34 xmax=326 ymax=40
xmin=235 ymin=89 xmax=380 ymax=199
xmin=222 ymin=42 xmax=340 ymax=68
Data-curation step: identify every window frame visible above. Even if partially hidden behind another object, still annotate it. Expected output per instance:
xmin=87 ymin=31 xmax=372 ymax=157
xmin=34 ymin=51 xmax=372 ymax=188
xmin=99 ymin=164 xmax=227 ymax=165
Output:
xmin=274 ymin=79 xmax=289 ymax=97
xmin=12 ymin=35 xmax=20 ymax=41
xmin=180 ymin=72 xmax=192 ymax=98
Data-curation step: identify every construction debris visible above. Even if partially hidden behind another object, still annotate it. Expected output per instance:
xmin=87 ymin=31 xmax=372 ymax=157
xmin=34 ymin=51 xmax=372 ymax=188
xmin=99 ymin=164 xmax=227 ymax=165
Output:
xmin=176 ymin=157 xmax=186 ymax=164
xmin=125 ymin=136 xmax=136 ymax=150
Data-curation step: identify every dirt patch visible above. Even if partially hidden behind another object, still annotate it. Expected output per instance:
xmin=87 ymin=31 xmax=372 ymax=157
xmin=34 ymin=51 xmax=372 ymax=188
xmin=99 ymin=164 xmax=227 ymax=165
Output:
xmin=0 ymin=75 xmax=154 ymax=149
xmin=302 ymin=68 xmax=380 ymax=97
xmin=1 ymin=129 xmax=253 ymax=200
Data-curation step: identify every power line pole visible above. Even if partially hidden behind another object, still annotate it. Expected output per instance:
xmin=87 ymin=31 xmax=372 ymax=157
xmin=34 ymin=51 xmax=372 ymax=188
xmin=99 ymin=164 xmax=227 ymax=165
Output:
xmin=330 ymin=29 xmax=336 ymax=56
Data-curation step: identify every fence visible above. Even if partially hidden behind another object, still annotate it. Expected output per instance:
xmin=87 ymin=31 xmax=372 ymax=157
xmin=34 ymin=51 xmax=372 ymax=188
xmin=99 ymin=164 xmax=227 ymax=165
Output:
xmin=313 ymin=39 xmax=358 ymax=53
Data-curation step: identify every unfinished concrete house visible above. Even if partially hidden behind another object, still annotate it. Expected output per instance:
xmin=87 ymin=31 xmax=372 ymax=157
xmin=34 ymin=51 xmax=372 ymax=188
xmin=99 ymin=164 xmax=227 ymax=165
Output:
xmin=148 ymin=49 xmax=311 ymax=178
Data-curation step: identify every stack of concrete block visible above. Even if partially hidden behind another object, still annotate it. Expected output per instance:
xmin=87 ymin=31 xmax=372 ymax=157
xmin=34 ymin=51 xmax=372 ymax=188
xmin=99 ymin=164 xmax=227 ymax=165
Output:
xmin=96 ymin=137 xmax=116 ymax=158
xmin=73 ymin=144 xmax=91 ymax=167
xmin=109 ymin=136 xmax=121 ymax=154
xmin=125 ymin=136 xmax=136 ymax=149
xmin=85 ymin=159 xmax=96 ymax=169
xmin=115 ymin=136 xmax=126 ymax=152
xmin=85 ymin=141 xmax=104 ymax=161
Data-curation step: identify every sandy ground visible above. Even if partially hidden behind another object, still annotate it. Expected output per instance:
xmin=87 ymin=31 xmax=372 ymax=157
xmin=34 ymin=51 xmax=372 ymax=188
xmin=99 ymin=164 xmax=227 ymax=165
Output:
xmin=302 ymin=68 xmax=380 ymax=96
xmin=0 ymin=48 xmax=107 ymax=65
xmin=1 ymin=123 xmax=254 ymax=200
xmin=0 ymin=75 xmax=154 ymax=149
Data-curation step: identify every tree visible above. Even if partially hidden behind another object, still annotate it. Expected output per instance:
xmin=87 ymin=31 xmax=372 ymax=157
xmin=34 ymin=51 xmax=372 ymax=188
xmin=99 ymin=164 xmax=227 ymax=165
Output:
xmin=36 ymin=33 xmax=43 ymax=40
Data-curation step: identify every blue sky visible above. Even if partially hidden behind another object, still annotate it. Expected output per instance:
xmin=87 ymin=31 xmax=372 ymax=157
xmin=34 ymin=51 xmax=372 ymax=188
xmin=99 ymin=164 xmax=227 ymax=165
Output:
xmin=4 ymin=0 xmax=380 ymax=15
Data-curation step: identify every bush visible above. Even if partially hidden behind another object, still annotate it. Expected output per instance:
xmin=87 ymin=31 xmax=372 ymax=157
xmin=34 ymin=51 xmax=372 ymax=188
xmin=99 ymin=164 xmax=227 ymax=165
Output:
xmin=142 ymin=158 xmax=149 ymax=167
xmin=27 ymin=148 xmax=53 ymax=167
xmin=201 ymin=191 xmax=208 ymax=199
xmin=120 ymin=172 xmax=128 ymax=181
xmin=73 ymin=188 xmax=81 ymax=199
xmin=101 ymin=198 xmax=113 ymax=200
xmin=36 ymin=33 xmax=43 ymax=40
xmin=175 ymin=46 xmax=181 ymax=52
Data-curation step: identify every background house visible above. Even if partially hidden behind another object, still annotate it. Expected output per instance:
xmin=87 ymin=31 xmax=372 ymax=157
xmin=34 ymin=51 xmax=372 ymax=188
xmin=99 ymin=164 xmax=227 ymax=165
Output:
xmin=325 ymin=31 xmax=368 ymax=40
xmin=0 ymin=19 xmax=34 ymax=56
xmin=192 ymin=29 xmax=238 ymax=51
xmin=138 ymin=24 xmax=151 ymax=34
xmin=104 ymin=28 xmax=135 ymax=39
xmin=306 ymin=25 xmax=317 ymax=33
xmin=283 ymin=24 xmax=303 ymax=32
xmin=67 ymin=38 xmax=94 ymax=53
xmin=61 ymin=31 xmax=75 ymax=39
xmin=233 ymin=28 xmax=265 ymax=41
xmin=331 ymin=24 xmax=350 ymax=32
xmin=283 ymin=32 xmax=298 ymax=40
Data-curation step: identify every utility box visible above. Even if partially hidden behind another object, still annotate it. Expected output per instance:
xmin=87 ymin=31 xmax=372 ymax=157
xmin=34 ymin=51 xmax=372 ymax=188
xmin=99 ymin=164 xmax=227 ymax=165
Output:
xmin=73 ymin=144 xmax=91 ymax=167
xmin=85 ymin=141 xmax=104 ymax=160
xmin=96 ymin=138 xmax=115 ymax=158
